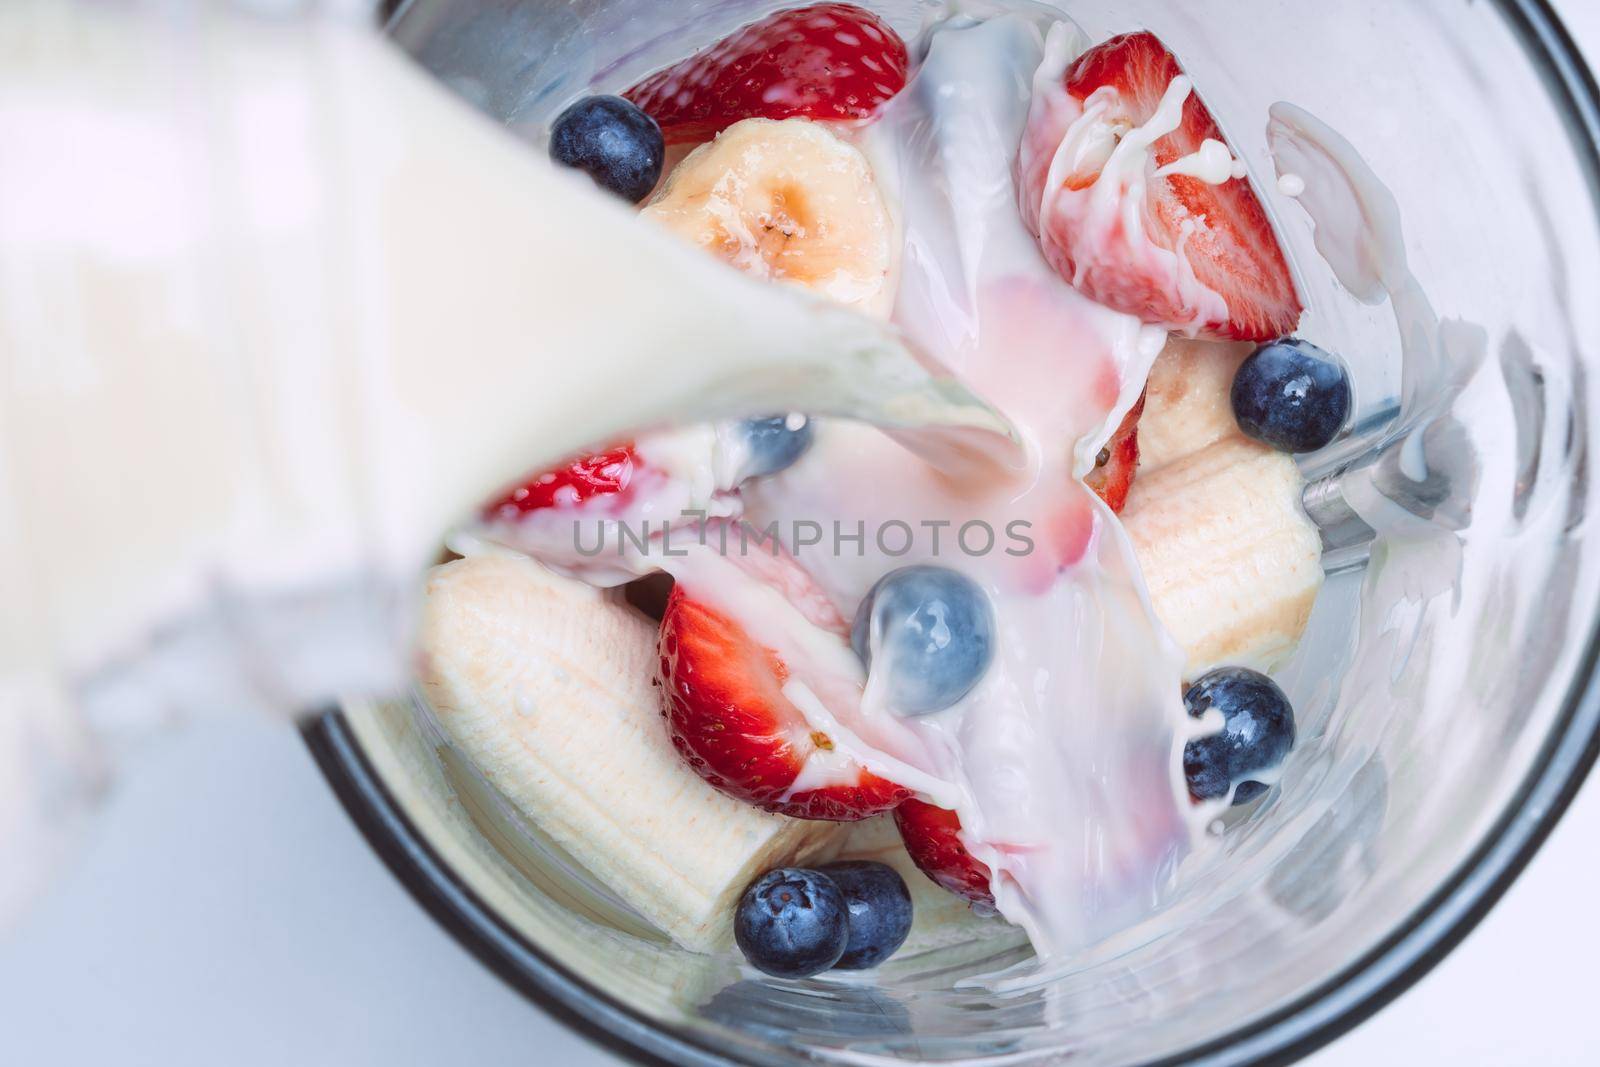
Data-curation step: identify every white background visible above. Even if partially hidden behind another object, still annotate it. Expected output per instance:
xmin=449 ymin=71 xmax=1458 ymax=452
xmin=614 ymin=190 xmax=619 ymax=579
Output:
xmin=4 ymin=4 xmax=1599 ymax=1064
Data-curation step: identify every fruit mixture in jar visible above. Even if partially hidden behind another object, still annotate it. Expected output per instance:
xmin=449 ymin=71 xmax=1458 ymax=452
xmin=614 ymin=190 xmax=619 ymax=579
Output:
xmin=419 ymin=3 xmax=1354 ymax=979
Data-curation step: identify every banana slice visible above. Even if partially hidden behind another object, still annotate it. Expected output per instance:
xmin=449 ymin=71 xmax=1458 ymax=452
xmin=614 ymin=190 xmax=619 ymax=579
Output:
xmin=1123 ymin=339 xmax=1324 ymax=675
xmin=642 ymin=118 xmax=896 ymax=316
xmin=1134 ymin=338 xmax=1260 ymax=470
xmin=418 ymin=553 xmax=845 ymax=952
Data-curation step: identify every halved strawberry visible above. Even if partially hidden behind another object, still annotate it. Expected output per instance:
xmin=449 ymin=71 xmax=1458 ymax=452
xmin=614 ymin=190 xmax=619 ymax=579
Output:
xmin=483 ymin=444 xmax=639 ymax=520
xmin=893 ymin=799 xmax=993 ymax=906
xmin=1084 ymin=392 xmax=1144 ymax=513
xmin=1026 ymin=31 xmax=1301 ymax=341
xmin=658 ymin=566 xmax=910 ymax=821
xmin=624 ymin=3 xmax=909 ymax=145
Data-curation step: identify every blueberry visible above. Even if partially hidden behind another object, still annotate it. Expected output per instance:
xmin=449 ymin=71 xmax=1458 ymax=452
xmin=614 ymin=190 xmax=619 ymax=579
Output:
xmin=851 ymin=565 xmax=995 ymax=715
xmin=820 ymin=860 xmax=913 ymax=970
xmin=734 ymin=868 xmax=848 ymax=979
xmin=737 ymin=414 xmax=814 ymax=480
xmin=1230 ymin=339 xmax=1352 ymax=452
xmin=1182 ymin=667 xmax=1296 ymax=806
xmin=548 ymin=95 xmax=664 ymax=203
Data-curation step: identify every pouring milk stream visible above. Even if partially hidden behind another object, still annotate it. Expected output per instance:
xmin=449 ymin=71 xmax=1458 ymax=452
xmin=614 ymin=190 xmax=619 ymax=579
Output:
xmin=0 ymin=2 xmax=1015 ymax=925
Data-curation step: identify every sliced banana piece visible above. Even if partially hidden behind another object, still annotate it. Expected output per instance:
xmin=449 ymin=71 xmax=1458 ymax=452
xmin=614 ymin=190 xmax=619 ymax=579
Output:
xmin=1134 ymin=337 xmax=1259 ymax=469
xmin=418 ymin=553 xmax=845 ymax=953
xmin=642 ymin=118 xmax=897 ymax=317
xmin=1124 ymin=339 xmax=1324 ymax=675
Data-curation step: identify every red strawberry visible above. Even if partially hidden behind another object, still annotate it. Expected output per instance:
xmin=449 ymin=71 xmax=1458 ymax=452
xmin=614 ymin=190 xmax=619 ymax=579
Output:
xmin=1084 ymin=392 xmax=1144 ymax=513
xmin=624 ymin=4 xmax=909 ymax=145
xmin=893 ymin=799 xmax=994 ymax=906
xmin=658 ymin=567 xmax=910 ymax=821
xmin=483 ymin=444 xmax=639 ymax=520
xmin=1025 ymin=32 xmax=1301 ymax=341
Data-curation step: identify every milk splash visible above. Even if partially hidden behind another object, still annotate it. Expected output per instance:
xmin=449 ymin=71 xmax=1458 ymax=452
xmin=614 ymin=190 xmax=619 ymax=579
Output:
xmin=724 ymin=11 xmax=1212 ymax=977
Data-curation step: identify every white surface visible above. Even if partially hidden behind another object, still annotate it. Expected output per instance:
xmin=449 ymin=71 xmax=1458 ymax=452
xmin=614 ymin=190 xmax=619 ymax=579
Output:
xmin=4 ymin=4 xmax=1600 ymax=1065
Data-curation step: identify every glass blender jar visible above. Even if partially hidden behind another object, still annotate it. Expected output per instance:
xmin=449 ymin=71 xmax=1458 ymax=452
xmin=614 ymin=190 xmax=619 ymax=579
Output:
xmin=307 ymin=1 xmax=1600 ymax=1063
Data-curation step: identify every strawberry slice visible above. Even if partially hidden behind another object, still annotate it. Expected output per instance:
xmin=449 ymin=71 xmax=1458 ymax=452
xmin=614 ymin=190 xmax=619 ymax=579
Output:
xmin=658 ymin=564 xmax=910 ymax=822
xmin=483 ymin=444 xmax=639 ymax=520
xmin=1084 ymin=392 xmax=1144 ymax=513
xmin=1025 ymin=31 xmax=1301 ymax=341
xmin=893 ymin=799 xmax=994 ymax=906
xmin=624 ymin=3 xmax=909 ymax=145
